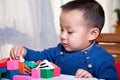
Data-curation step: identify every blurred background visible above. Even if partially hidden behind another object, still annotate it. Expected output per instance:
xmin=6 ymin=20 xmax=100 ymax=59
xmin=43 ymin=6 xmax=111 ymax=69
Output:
xmin=0 ymin=0 xmax=120 ymax=58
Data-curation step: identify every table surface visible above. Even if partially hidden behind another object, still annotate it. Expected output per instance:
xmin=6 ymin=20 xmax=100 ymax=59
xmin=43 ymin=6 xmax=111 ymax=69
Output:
xmin=1 ymin=74 xmax=99 ymax=80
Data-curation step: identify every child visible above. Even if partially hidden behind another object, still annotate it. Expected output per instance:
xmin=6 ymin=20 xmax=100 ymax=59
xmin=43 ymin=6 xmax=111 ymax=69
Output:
xmin=10 ymin=0 xmax=118 ymax=79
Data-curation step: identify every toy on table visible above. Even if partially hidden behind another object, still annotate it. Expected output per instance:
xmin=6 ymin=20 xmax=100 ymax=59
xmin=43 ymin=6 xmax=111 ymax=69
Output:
xmin=0 ymin=57 xmax=61 ymax=80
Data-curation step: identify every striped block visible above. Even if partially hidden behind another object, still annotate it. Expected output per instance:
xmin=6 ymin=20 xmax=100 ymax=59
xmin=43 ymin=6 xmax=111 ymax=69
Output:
xmin=18 ymin=62 xmax=31 ymax=74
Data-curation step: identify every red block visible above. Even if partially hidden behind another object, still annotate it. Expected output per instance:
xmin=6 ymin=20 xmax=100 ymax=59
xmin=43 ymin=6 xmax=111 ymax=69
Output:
xmin=50 ymin=62 xmax=61 ymax=76
xmin=0 ymin=57 xmax=10 ymax=68
xmin=115 ymin=62 xmax=120 ymax=80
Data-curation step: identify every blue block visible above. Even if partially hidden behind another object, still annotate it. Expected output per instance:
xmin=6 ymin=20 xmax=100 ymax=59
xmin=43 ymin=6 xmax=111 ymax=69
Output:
xmin=19 ymin=73 xmax=31 ymax=76
xmin=2 ymin=70 xmax=19 ymax=80
xmin=0 ymin=67 xmax=7 ymax=73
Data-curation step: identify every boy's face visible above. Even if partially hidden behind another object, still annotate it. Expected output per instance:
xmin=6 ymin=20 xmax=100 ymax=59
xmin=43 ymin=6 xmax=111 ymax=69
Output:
xmin=60 ymin=10 xmax=92 ymax=52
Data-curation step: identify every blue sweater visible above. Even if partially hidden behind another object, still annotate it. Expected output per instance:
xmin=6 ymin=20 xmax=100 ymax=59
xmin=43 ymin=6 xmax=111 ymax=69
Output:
xmin=24 ymin=43 xmax=118 ymax=80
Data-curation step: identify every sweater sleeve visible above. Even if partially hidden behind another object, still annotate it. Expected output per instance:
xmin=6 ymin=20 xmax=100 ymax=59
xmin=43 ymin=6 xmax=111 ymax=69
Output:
xmin=95 ymin=53 xmax=118 ymax=80
xmin=23 ymin=44 xmax=61 ymax=62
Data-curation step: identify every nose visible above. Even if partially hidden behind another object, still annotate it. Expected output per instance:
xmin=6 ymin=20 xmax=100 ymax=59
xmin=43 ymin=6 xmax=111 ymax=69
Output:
xmin=60 ymin=31 xmax=67 ymax=40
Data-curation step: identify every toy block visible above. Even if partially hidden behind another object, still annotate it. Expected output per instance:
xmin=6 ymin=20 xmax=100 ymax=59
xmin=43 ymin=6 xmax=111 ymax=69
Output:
xmin=0 ymin=67 xmax=7 ymax=73
xmin=24 ymin=61 xmax=38 ymax=69
xmin=50 ymin=62 xmax=61 ymax=76
xmin=36 ymin=60 xmax=41 ymax=65
xmin=37 ymin=60 xmax=54 ymax=69
xmin=31 ymin=68 xmax=40 ymax=78
xmin=13 ymin=75 xmax=32 ymax=80
xmin=40 ymin=69 xmax=53 ymax=78
xmin=2 ymin=70 xmax=19 ymax=80
xmin=0 ymin=57 xmax=10 ymax=68
xmin=7 ymin=60 xmax=19 ymax=70
xmin=18 ymin=62 xmax=31 ymax=74
xmin=0 ymin=73 xmax=1 ymax=80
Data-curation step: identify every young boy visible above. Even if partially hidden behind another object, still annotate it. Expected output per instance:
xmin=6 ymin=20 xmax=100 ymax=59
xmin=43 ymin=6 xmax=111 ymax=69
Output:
xmin=10 ymin=0 xmax=118 ymax=79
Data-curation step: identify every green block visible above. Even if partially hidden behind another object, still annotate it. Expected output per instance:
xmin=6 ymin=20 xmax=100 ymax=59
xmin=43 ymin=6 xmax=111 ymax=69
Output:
xmin=24 ymin=61 xmax=38 ymax=69
xmin=0 ymin=73 xmax=1 ymax=80
xmin=41 ymin=69 xmax=53 ymax=78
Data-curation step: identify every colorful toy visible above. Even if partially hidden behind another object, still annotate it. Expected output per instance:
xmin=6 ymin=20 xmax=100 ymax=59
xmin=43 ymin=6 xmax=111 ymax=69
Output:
xmin=50 ymin=62 xmax=61 ymax=77
xmin=7 ymin=60 xmax=19 ymax=70
xmin=0 ymin=57 xmax=61 ymax=80
xmin=0 ymin=57 xmax=10 ymax=68
xmin=13 ymin=75 xmax=32 ymax=80
xmin=31 ymin=68 xmax=40 ymax=78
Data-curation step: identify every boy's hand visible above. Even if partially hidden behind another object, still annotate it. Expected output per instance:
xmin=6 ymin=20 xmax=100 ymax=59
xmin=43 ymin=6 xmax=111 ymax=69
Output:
xmin=10 ymin=45 xmax=26 ymax=60
xmin=75 ymin=69 xmax=92 ymax=78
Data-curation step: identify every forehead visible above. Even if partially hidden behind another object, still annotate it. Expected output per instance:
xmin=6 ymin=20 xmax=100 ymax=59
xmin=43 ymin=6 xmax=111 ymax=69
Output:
xmin=60 ymin=9 xmax=84 ymax=19
xmin=60 ymin=9 xmax=87 ymax=28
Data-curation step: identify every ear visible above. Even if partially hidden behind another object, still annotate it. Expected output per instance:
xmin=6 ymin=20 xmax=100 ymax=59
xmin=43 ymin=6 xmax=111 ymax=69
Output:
xmin=88 ymin=28 xmax=100 ymax=41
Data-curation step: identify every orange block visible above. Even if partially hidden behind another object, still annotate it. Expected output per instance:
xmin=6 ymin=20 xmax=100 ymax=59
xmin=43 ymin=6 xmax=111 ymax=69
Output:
xmin=18 ymin=62 xmax=31 ymax=74
xmin=0 ymin=57 xmax=10 ymax=68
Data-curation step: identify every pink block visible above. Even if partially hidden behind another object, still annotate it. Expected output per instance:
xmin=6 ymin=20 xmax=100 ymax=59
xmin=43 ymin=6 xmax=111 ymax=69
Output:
xmin=50 ymin=62 xmax=61 ymax=76
xmin=13 ymin=75 xmax=32 ymax=80
xmin=7 ymin=60 xmax=19 ymax=70
xmin=32 ymin=68 xmax=40 ymax=78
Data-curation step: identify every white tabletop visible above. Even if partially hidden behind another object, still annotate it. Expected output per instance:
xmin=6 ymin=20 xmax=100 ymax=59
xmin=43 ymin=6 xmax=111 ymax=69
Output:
xmin=2 ymin=74 xmax=99 ymax=80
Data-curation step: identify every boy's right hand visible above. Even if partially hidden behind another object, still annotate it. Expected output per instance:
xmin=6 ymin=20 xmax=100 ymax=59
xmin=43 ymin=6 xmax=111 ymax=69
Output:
xmin=10 ymin=45 xmax=26 ymax=60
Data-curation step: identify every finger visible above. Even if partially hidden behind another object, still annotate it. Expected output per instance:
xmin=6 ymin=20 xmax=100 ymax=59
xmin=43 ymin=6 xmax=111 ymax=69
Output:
xmin=83 ymin=73 xmax=92 ymax=78
xmin=10 ymin=48 xmax=16 ymax=60
xmin=75 ymin=69 xmax=84 ymax=78
xmin=78 ymin=71 xmax=88 ymax=78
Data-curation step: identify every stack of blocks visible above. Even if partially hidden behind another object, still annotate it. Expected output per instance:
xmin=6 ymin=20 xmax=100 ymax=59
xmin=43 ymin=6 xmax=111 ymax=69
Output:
xmin=0 ymin=57 xmax=61 ymax=80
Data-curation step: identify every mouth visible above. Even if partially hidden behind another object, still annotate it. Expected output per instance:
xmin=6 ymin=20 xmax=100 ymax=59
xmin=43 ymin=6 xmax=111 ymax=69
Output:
xmin=62 ymin=43 xmax=68 ymax=47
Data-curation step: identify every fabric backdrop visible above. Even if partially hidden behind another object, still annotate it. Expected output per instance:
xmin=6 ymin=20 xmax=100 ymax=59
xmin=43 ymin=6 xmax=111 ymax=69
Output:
xmin=0 ymin=0 xmax=119 ymax=58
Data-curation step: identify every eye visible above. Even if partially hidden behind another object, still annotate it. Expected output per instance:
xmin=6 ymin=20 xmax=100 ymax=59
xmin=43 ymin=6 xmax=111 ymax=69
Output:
xmin=60 ymin=29 xmax=63 ymax=32
xmin=68 ymin=31 xmax=73 ymax=34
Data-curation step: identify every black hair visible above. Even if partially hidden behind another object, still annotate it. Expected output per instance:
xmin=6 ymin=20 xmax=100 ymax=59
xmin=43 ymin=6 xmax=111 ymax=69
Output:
xmin=61 ymin=0 xmax=105 ymax=32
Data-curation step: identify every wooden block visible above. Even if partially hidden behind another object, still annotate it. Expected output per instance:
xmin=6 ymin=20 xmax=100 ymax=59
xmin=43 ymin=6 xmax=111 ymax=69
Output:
xmin=7 ymin=60 xmax=19 ymax=70
xmin=0 ymin=57 xmax=10 ymax=68
xmin=24 ymin=61 xmax=38 ymax=69
xmin=41 ymin=69 xmax=53 ymax=78
xmin=36 ymin=60 xmax=41 ymax=65
xmin=18 ymin=62 xmax=31 ymax=74
xmin=50 ymin=62 xmax=61 ymax=76
xmin=13 ymin=75 xmax=32 ymax=80
xmin=2 ymin=70 xmax=19 ymax=80
xmin=0 ymin=73 xmax=1 ymax=79
xmin=31 ymin=68 xmax=40 ymax=78
xmin=0 ymin=67 xmax=7 ymax=73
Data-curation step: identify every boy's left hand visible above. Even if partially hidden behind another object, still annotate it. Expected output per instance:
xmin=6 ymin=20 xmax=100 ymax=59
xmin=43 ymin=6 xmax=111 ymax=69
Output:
xmin=75 ymin=69 xmax=92 ymax=78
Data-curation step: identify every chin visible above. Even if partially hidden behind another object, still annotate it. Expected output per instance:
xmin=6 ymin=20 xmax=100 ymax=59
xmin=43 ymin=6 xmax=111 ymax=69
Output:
xmin=65 ymin=48 xmax=74 ymax=52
